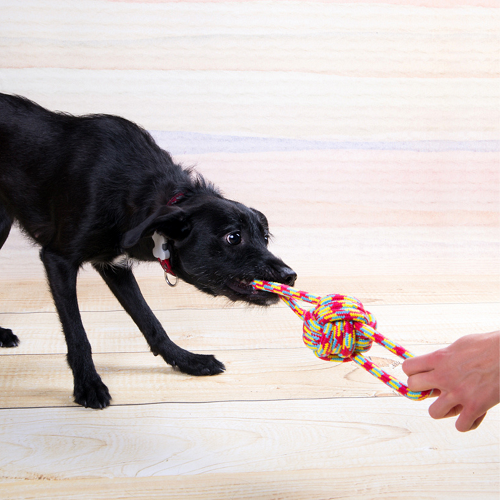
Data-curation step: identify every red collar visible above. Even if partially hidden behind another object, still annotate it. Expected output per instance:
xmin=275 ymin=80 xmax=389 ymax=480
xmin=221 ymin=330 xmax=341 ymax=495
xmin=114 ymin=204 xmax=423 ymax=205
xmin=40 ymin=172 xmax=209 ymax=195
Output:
xmin=155 ymin=192 xmax=185 ymax=286
xmin=158 ymin=253 xmax=176 ymax=282
xmin=167 ymin=191 xmax=185 ymax=206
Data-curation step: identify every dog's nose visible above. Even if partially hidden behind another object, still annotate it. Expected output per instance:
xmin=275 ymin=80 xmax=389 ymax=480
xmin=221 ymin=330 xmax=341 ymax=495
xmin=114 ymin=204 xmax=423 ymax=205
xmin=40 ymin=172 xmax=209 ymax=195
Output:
xmin=280 ymin=267 xmax=297 ymax=286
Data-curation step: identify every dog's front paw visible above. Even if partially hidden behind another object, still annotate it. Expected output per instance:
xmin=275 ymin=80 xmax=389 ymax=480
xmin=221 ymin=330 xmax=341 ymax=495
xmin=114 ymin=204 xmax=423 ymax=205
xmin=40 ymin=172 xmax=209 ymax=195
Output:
xmin=174 ymin=352 xmax=226 ymax=376
xmin=74 ymin=378 xmax=112 ymax=409
xmin=0 ymin=327 xmax=19 ymax=347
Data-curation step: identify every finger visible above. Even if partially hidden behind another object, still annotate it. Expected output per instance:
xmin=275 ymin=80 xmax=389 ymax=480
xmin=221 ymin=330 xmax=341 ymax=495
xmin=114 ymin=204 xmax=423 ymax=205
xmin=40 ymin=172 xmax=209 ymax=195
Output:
xmin=456 ymin=410 xmax=487 ymax=433
xmin=470 ymin=413 xmax=487 ymax=431
xmin=428 ymin=394 xmax=459 ymax=420
xmin=407 ymin=372 xmax=438 ymax=392
xmin=429 ymin=388 xmax=441 ymax=398
xmin=443 ymin=404 xmax=463 ymax=419
xmin=402 ymin=353 xmax=437 ymax=376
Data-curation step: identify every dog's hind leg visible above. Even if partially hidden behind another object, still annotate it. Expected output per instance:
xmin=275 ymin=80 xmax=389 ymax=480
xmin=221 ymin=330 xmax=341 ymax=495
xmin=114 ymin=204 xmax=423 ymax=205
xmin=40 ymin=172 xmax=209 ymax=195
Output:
xmin=41 ymin=248 xmax=111 ymax=408
xmin=93 ymin=263 xmax=225 ymax=376
xmin=0 ymin=203 xmax=19 ymax=348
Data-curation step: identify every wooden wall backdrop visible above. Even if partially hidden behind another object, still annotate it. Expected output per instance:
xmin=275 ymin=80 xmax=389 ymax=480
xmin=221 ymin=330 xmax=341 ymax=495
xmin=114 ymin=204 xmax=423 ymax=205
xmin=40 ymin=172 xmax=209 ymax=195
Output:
xmin=0 ymin=0 xmax=498 ymax=498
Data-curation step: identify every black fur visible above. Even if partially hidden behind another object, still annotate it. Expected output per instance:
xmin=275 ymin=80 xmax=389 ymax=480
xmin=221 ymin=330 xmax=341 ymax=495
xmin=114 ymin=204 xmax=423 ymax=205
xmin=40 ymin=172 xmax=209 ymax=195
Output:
xmin=0 ymin=93 xmax=296 ymax=409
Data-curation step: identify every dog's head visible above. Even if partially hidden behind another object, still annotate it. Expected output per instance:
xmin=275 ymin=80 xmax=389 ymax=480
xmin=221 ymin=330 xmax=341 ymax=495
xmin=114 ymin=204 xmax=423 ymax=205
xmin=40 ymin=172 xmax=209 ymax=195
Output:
xmin=122 ymin=195 xmax=296 ymax=305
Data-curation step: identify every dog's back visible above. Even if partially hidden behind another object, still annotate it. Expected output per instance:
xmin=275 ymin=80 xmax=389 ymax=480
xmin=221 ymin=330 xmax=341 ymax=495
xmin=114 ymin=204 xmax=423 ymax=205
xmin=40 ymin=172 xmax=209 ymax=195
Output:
xmin=0 ymin=93 xmax=66 ymax=170
xmin=0 ymin=93 xmax=185 ymax=252
xmin=0 ymin=94 xmax=69 ymax=242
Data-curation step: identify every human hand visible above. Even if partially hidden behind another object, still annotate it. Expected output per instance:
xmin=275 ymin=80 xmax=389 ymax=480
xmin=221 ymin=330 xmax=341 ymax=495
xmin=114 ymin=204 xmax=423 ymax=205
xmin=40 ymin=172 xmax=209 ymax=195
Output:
xmin=402 ymin=331 xmax=500 ymax=432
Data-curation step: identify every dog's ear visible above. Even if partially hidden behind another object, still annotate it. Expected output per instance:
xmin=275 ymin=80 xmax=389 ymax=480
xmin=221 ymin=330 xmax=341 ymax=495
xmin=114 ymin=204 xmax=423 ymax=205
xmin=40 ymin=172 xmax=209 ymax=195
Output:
xmin=121 ymin=206 xmax=189 ymax=249
xmin=250 ymin=208 xmax=269 ymax=231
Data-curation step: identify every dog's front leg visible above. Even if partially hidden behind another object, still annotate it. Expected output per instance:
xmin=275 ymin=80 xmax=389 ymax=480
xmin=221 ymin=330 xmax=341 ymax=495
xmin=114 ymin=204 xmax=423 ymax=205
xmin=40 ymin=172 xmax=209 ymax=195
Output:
xmin=0 ymin=203 xmax=18 ymax=348
xmin=41 ymin=249 xmax=111 ymax=408
xmin=93 ymin=263 xmax=225 ymax=376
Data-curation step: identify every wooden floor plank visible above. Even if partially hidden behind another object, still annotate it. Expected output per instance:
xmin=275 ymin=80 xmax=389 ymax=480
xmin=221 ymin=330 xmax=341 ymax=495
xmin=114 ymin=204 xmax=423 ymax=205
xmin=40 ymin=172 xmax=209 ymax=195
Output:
xmin=3 ymin=69 xmax=499 ymax=141
xmin=4 ymin=0 xmax=498 ymax=81
xmin=0 ymin=399 xmax=498 ymax=486
xmin=1 ymin=273 xmax=498 ymax=315
xmin=1 ymin=467 xmax=499 ymax=500
xmin=0 ymin=303 xmax=497 ymax=356
xmin=0 ymin=345 xmax=452 ymax=408
xmin=2 ymin=224 xmax=499 ymax=281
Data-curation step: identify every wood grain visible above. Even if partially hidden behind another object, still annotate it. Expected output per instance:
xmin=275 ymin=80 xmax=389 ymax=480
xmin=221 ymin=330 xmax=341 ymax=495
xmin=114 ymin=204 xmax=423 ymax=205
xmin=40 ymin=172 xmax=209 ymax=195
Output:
xmin=2 ymin=274 xmax=499 ymax=313
xmin=3 ymin=1 xmax=498 ymax=79
xmin=0 ymin=303 xmax=498 ymax=355
xmin=0 ymin=399 xmax=498 ymax=478
xmin=1 ymin=467 xmax=499 ymax=500
xmin=0 ymin=345 xmax=459 ymax=408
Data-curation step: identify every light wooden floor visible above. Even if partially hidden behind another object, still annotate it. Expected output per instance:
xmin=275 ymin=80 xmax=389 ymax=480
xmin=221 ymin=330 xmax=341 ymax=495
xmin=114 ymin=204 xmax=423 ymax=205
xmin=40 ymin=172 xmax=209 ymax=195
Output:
xmin=0 ymin=1 xmax=499 ymax=499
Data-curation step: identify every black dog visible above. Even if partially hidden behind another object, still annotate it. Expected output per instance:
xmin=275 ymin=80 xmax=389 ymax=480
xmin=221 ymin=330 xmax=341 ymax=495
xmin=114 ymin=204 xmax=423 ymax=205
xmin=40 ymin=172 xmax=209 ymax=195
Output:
xmin=0 ymin=93 xmax=296 ymax=409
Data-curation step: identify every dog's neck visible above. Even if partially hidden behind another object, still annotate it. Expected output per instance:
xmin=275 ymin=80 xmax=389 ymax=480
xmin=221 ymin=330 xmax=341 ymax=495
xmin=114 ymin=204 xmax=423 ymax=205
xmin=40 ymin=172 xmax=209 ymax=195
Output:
xmin=151 ymin=191 xmax=184 ymax=286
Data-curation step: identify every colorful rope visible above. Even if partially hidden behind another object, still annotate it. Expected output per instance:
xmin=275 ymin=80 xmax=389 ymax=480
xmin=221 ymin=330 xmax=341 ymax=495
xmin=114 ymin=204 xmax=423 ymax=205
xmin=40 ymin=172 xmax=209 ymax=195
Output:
xmin=251 ymin=280 xmax=433 ymax=401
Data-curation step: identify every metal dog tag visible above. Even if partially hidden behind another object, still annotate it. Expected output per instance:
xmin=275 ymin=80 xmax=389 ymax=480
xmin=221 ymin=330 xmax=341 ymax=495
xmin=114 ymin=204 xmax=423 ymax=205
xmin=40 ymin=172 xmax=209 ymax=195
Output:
xmin=152 ymin=232 xmax=170 ymax=261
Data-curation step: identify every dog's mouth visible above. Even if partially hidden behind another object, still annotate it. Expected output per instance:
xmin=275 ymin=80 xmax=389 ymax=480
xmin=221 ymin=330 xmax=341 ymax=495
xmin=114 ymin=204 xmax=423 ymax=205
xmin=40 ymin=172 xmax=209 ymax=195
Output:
xmin=224 ymin=278 xmax=278 ymax=305
xmin=226 ymin=279 xmax=255 ymax=295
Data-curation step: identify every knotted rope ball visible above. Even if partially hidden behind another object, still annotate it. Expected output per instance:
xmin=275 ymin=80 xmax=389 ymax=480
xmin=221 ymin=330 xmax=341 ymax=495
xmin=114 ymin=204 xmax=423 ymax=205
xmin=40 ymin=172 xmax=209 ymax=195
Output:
xmin=302 ymin=293 xmax=376 ymax=362
xmin=251 ymin=280 xmax=433 ymax=401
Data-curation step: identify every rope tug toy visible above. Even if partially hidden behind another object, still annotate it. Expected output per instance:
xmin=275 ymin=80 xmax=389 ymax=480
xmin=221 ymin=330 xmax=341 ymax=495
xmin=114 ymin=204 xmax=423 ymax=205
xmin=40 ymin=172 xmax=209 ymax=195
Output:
xmin=251 ymin=280 xmax=433 ymax=401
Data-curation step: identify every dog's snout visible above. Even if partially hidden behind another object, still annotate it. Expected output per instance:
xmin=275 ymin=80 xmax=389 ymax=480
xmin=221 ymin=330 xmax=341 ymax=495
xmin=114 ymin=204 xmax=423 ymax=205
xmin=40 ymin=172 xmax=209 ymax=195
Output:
xmin=280 ymin=267 xmax=297 ymax=286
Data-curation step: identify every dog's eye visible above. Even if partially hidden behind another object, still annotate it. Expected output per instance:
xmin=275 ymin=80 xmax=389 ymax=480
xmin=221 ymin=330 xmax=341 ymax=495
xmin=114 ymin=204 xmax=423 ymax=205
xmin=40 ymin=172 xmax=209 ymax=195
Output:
xmin=264 ymin=233 xmax=269 ymax=243
xmin=226 ymin=231 xmax=242 ymax=245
